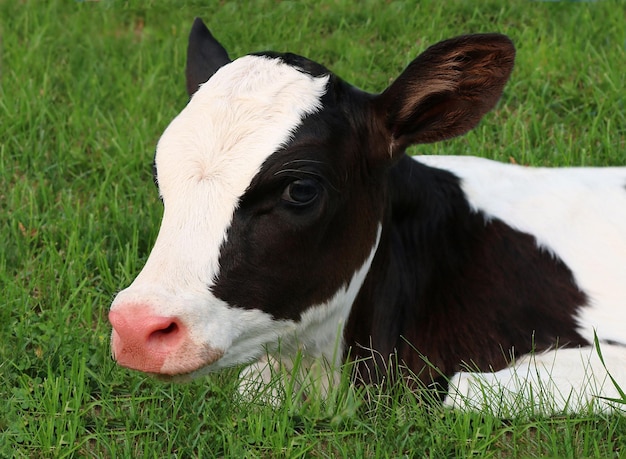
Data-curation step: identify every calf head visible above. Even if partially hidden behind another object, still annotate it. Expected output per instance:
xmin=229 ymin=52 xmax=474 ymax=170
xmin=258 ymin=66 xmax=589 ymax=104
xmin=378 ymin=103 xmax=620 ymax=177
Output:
xmin=109 ymin=18 xmax=515 ymax=380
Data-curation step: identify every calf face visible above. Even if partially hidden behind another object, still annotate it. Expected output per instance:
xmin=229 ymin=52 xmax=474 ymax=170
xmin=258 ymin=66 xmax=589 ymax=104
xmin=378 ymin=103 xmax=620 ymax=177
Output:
xmin=109 ymin=18 xmax=514 ymax=380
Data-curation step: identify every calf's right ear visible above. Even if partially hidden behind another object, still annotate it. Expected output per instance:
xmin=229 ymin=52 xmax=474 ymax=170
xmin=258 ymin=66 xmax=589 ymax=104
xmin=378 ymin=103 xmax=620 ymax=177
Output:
xmin=186 ymin=18 xmax=231 ymax=97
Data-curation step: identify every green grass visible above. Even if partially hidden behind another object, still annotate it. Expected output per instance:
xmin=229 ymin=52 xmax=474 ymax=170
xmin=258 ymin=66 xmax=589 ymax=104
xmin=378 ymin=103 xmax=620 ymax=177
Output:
xmin=1 ymin=0 xmax=625 ymax=457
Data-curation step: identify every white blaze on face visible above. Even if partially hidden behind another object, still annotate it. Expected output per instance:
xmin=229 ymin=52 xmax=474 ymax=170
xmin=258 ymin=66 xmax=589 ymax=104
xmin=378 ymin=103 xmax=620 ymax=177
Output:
xmin=147 ymin=55 xmax=328 ymax=291
xmin=111 ymin=55 xmax=331 ymax=373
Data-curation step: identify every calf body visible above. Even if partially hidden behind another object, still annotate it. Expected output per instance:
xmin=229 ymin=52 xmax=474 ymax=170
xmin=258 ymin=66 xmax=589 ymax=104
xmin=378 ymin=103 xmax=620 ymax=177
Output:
xmin=110 ymin=18 xmax=626 ymax=414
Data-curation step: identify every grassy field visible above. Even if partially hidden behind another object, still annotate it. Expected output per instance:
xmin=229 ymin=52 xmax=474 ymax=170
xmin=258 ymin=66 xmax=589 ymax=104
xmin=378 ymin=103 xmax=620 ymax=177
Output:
xmin=1 ymin=0 xmax=625 ymax=457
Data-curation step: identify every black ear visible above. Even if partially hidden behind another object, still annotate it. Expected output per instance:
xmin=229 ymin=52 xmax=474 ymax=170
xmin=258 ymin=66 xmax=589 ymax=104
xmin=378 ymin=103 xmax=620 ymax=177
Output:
xmin=374 ymin=33 xmax=515 ymax=157
xmin=185 ymin=18 xmax=231 ymax=97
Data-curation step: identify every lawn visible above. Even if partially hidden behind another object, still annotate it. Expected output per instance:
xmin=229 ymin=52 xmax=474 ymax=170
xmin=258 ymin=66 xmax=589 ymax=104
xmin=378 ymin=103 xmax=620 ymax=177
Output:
xmin=1 ymin=0 xmax=625 ymax=457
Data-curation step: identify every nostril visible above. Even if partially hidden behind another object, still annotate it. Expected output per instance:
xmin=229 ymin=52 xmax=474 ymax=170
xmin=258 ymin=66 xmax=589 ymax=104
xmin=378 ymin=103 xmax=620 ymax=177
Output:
xmin=160 ymin=322 xmax=178 ymax=335
xmin=147 ymin=320 xmax=181 ymax=345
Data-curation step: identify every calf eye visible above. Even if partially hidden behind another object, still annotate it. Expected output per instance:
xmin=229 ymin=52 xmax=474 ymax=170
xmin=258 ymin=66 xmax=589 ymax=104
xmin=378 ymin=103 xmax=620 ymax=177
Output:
xmin=281 ymin=179 xmax=320 ymax=206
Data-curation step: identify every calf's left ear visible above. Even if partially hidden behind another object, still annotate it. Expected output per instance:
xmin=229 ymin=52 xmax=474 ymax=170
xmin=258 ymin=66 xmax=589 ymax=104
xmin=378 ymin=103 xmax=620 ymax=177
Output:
xmin=374 ymin=33 xmax=515 ymax=157
xmin=186 ymin=18 xmax=231 ymax=97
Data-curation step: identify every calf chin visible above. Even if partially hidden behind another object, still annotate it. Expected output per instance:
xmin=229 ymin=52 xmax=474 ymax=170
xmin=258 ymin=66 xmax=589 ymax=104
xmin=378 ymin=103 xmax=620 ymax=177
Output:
xmin=237 ymin=353 xmax=341 ymax=406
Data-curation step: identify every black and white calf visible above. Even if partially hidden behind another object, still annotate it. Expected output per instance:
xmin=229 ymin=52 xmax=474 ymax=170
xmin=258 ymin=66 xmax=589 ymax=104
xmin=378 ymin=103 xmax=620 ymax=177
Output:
xmin=109 ymin=18 xmax=626 ymax=414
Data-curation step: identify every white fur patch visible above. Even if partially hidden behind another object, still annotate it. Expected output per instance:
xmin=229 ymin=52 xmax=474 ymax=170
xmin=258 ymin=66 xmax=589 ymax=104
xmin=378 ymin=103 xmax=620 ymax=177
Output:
xmin=415 ymin=155 xmax=626 ymax=345
xmin=445 ymin=343 xmax=626 ymax=415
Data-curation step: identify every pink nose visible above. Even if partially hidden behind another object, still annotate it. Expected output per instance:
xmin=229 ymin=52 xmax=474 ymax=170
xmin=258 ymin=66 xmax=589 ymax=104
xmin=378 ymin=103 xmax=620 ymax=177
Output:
xmin=109 ymin=306 xmax=186 ymax=374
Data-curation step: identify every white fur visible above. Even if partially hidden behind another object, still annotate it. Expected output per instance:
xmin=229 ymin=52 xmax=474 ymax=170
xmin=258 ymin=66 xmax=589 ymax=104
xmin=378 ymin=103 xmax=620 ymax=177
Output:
xmin=416 ymin=155 xmax=626 ymax=413
xmin=444 ymin=344 xmax=626 ymax=415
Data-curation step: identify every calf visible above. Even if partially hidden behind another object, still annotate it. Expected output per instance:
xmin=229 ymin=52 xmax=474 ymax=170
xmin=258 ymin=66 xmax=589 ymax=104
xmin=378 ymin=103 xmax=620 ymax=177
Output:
xmin=109 ymin=18 xmax=626 ymax=414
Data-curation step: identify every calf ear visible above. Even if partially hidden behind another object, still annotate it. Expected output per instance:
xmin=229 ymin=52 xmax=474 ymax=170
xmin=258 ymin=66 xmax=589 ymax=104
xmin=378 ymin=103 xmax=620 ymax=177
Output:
xmin=374 ymin=33 xmax=515 ymax=156
xmin=186 ymin=18 xmax=231 ymax=97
